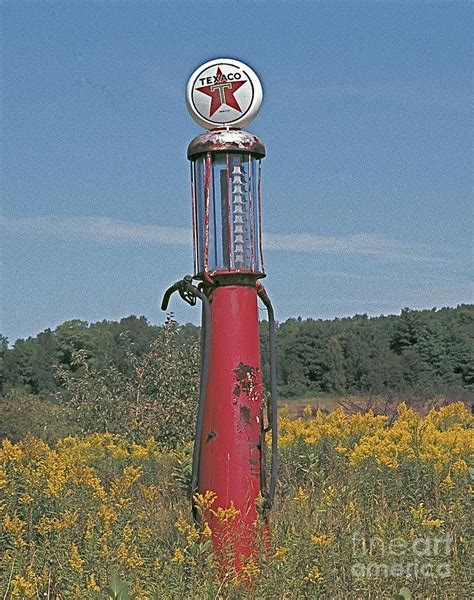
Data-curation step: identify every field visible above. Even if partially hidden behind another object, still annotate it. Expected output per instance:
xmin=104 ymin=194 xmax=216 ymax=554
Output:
xmin=2 ymin=402 xmax=472 ymax=599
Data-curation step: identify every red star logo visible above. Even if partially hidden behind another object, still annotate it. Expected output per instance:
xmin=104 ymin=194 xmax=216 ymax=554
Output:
xmin=196 ymin=67 xmax=247 ymax=117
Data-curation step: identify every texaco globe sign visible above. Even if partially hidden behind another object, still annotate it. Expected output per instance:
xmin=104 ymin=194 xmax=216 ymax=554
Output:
xmin=186 ymin=58 xmax=263 ymax=130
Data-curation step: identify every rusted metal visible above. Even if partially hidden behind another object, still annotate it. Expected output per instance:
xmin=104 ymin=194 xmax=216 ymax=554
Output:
xmin=188 ymin=128 xmax=265 ymax=159
xmin=248 ymin=155 xmax=256 ymax=270
xmin=257 ymin=160 xmax=265 ymax=272
xmin=190 ymin=164 xmax=197 ymax=276
xmin=203 ymin=153 xmax=212 ymax=283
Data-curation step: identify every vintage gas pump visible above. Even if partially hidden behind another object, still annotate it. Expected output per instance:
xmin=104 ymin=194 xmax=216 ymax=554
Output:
xmin=162 ymin=58 xmax=277 ymax=568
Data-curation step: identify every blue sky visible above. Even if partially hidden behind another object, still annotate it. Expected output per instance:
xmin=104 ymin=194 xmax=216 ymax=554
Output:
xmin=2 ymin=0 xmax=472 ymax=343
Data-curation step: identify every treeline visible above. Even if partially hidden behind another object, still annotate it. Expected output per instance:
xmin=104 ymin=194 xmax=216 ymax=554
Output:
xmin=1 ymin=305 xmax=473 ymax=402
xmin=274 ymin=305 xmax=473 ymax=398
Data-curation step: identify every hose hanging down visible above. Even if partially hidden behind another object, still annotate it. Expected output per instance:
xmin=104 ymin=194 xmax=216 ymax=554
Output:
xmin=161 ymin=276 xmax=211 ymax=509
xmin=256 ymin=281 xmax=279 ymax=511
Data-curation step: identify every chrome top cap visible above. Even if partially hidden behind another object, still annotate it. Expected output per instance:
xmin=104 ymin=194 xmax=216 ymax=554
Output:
xmin=187 ymin=129 xmax=265 ymax=160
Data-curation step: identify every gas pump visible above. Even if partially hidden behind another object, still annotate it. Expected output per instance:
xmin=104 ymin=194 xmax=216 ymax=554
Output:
xmin=162 ymin=58 xmax=277 ymax=568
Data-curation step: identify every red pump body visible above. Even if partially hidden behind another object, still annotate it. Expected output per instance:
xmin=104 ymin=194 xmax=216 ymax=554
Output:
xmin=198 ymin=284 xmax=264 ymax=563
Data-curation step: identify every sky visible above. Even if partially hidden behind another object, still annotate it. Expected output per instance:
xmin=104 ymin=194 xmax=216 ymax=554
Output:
xmin=2 ymin=0 xmax=473 ymax=344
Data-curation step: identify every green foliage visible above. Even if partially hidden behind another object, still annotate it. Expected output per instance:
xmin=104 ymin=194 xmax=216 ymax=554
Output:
xmin=92 ymin=570 xmax=137 ymax=599
xmin=1 ymin=315 xmax=168 ymax=397
xmin=55 ymin=316 xmax=200 ymax=447
xmin=0 ymin=390 xmax=75 ymax=443
xmin=0 ymin=305 xmax=474 ymax=420
xmin=395 ymin=587 xmax=413 ymax=600
xmin=273 ymin=305 xmax=474 ymax=398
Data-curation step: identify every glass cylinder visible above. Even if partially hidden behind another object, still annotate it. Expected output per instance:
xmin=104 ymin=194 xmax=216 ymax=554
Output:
xmin=188 ymin=130 xmax=265 ymax=280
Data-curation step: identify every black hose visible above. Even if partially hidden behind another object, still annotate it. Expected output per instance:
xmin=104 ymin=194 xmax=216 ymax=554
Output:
xmin=190 ymin=287 xmax=210 ymax=506
xmin=257 ymin=282 xmax=279 ymax=510
xmin=161 ymin=277 xmax=211 ymax=513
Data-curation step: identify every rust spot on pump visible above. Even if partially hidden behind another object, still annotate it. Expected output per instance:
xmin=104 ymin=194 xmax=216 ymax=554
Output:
xmin=239 ymin=405 xmax=251 ymax=424
xmin=233 ymin=362 xmax=260 ymax=401
xmin=206 ymin=431 xmax=216 ymax=443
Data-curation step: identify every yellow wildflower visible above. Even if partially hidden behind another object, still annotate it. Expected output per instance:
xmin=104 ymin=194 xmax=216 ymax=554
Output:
xmin=211 ymin=502 xmax=240 ymax=523
xmin=111 ymin=466 xmax=143 ymax=502
xmin=0 ymin=467 xmax=6 ymax=488
xmin=186 ymin=526 xmax=200 ymax=545
xmin=18 ymin=492 xmax=33 ymax=505
xmin=1 ymin=438 xmax=23 ymax=461
xmin=127 ymin=546 xmax=145 ymax=569
xmin=293 ymin=486 xmax=309 ymax=503
xmin=116 ymin=542 xmax=128 ymax=563
xmin=453 ymin=459 xmax=468 ymax=473
xmin=421 ymin=518 xmax=443 ymax=528
xmin=441 ymin=473 xmax=454 ymax=488
xmin=11 ymin=574 xmax=35 ymax=598
xmin=130 ymin=443 xmax=148 ymax=459
xmin=241 ymin=555 xmax=260 ymax=580
xmin=171 ymin=548 xmax=185 ymax=564
xmin=310 ymin=534 xmax=331 ymax=546
xmin=87 ymin=574 xmax=101 ymax=592
xmin=305 ymin=566 xmax=323 ymax=584
xmin=273 ymin=546 xmax=288 ymax=558
xmin=174 ymin=514 xmax=191 ymax=534
xmin=193 ymin=490 xmax=217 ymax=513
xmin=69 ymin=543 xmax=84 ymax=573
xmin=123 ymin=523 xmax=133 ymax=542
xmin=411 ymin=503 xmax=426 ymax=522
xmin=138 ymin=526 xmax=152 ymax=542
xmin=106 ymin=443 xmax=129 ymax=459
xmin=84 ymin=515 xmax=96 ymax=540
xmin=202 ymin=521 xmax=212 ymax=538
xmin=3 ymin=513 xmax=26 ymax=538
xmin=98 ymin=503 xmax=117 ymax=523
xmin=142 ymin=484 xmax=159 ymax=503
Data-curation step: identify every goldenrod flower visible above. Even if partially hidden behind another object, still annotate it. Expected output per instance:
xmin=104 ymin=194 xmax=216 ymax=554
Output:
xmin=123 ymin=523 xmax=133 ymax=542
xmin=202 ymin=521 xmax=212 ymax=539
xmin=305 ymin=566 xmax=323 ymax=584
xmin=18 ymin=492 xmax=33 ymax=505
xmin=116 ymin=542 xmax=128 ymax=563
xmin=138 ymin=526 xmax=152 ymax=542
xmin=3 ymin=513 xmax=26 ymax=538
xmin=211 ymin=502 xmax=240 ymax=523
xmin=310 ymin=534 xmax=331 ymax=546
xmin=421 ymin=518 xmax=443 ymax=528
xmin=193 ymin=490 xmax=217 ymax=513
xmin=174 ymin=514 xmax=191 ymax=534
xmin=142 ymin=484 xmax=159 ymax=503
xmin=11 ymin=574 xmax=35 ymax=598
xmin=293 ymin=486 xmax=309 ymax=503
xmin=127 ymin=546 xmax=145 ymax=569
xmin=241 ymin=555 xmax=260 ymax=580
xmin=171 ymin=548 xmax=185 ymax=564
xmin=273 ymin=546 xmax=288 ymax=558
xmin=69 ymin=543 xmax=84 ymax=573
xmin=87 ymin=573 xmax=101 ymax=592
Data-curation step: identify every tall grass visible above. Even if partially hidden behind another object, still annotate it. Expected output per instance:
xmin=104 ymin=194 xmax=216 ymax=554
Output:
xmin=2 ymin=403 xmax=472 ymax=598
